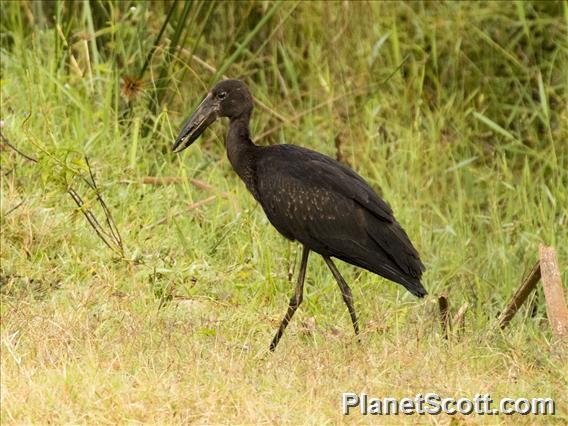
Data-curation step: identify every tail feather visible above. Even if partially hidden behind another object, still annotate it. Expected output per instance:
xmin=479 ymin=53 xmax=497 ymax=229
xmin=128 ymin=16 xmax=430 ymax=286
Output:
xmin=399 ymin=275 xmax=427 ymax=298
xmin=322 ymin=209 xmax=427 ymax=298
xmin=335 ymin=250 xmax=427 ymax=298
xmin=369 ymin=260 xmax=427 ymax=298
xmin=360 ymin=215 xmax=426 ymax=297
xmin=366 ymin=221 xmax=425 ymax=279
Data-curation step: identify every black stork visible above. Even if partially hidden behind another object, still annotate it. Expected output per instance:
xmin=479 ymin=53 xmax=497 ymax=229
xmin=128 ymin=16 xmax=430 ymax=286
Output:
xmin=173 ymin=80 xmax=426 ymax=351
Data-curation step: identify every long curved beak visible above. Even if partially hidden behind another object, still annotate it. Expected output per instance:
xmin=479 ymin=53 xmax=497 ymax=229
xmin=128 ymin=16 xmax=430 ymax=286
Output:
xmin=173 ymin=93 xmax=219 ymax=153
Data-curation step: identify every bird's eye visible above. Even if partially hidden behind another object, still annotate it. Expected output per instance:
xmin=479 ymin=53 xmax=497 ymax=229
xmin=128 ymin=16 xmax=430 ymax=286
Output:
xmin=217 ymin=91 xmax=227 ymax=100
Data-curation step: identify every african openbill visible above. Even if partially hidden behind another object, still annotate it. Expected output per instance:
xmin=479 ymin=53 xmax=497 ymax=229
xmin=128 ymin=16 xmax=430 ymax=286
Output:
xmin=173 ymin=80 xmax=426 ymax=351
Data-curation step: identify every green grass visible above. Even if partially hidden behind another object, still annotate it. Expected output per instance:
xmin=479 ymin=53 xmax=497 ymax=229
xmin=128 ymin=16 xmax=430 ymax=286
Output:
xmin=1 ymin=1 xmax=567 ymax=423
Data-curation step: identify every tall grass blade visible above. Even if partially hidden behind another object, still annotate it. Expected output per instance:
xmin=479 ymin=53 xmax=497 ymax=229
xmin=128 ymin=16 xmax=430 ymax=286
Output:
xmin=130 ymin=117 xmax=140 ymax=169
xmin=473 ymin=111 xmax=520 ymax=143
xmin=139 ymin=0 xmax=179 ymax=80
xmin=212 ymin=1 xmax=282 ymax=83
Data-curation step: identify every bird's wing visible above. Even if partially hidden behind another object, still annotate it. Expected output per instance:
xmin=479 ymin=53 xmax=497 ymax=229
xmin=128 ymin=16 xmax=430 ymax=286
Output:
xmin=256 ymin=157 xmax=367 ymax=249
xmin=255 ymin=145 xmax=424 ymax=280
xmin=259 ymin=145 xmax=394 ymax=222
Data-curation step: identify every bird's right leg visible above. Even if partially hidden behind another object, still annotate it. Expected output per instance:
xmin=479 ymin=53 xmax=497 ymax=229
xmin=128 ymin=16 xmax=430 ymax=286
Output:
xmin=323 ymin=256 xmax=360 ymax=335
xmin=269 ymin=245 xmax=310 ymax=351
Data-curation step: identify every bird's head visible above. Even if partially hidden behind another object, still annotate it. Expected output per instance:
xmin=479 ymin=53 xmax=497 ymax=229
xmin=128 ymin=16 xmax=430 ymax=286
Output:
xmin=173 ymin=79 xmax=252 ymax=153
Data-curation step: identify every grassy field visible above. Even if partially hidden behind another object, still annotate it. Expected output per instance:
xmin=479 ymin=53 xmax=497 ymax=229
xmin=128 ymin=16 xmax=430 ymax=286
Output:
xmin=1 ymin=1 xmax=567 ymax=424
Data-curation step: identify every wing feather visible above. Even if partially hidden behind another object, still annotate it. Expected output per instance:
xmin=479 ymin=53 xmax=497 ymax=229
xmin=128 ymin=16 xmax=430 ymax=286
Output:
xmin=254 ymin=144 xmax=425 ymax=283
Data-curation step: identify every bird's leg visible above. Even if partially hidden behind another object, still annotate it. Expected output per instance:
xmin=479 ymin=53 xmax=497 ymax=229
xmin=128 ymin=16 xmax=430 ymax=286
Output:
xmin=269 ymin=245 xmax=310 ymax=351
xmin=323 ymin=256 xmax=360 ymax=335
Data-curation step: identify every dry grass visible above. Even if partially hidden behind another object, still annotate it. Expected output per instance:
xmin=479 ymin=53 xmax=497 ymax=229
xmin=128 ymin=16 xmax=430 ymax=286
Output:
xmin=2 ymin=283 xmax=566 ymax=424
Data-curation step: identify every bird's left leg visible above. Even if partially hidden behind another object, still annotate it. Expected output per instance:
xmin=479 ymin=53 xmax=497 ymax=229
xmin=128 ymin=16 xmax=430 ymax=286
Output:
xmin=323 ymin=256 xmax=360 ymax=335
xmin=269 ymin=245 xmax=310 ymax=351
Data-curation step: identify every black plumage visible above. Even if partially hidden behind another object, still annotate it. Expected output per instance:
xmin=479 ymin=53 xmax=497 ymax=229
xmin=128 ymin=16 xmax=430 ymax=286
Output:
xmin=173 ymin=80 xmax=426 ymax=351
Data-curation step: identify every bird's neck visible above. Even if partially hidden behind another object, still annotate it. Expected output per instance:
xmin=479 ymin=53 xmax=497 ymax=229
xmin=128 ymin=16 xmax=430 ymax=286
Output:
xmin=226 ymin=112 xmax=259 ymax=196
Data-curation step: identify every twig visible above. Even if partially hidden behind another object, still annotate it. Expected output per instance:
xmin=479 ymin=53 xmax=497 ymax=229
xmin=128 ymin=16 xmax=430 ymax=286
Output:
xmin=150 ymin=195 xmax=217 ymax=228
xmin=4 ymin=200 xmax=25 ymax=217
xmin=140 ymin=176 xmax=187 ymax=185
xmin=438 ymin=295 xmax=450 ymax=339
xmin=452 ymin=302 xmax=469 ymax=334
xmin=83 ymin=156 xmax=124 ymax=256
xmin=3 ymin=167 xmax=15 ymax=177
xmin=121 ymin=176 xmax=220 ymax=193
xmin=1 ymin=131 xmax=38 ymax=163
xmin=498 ymin=261 xmax=541 ymax=329
xmin=334 ymin=133 xmax=348 ymax=165
xmin=142 ymin=176 xmax=212 ymax=190
xmin=1 ymin=131 xmax=125 ymax=257
xmin=122 ymin=175 xmax=236 ymax=217
xmin=67 ymin=187 xmax=120 ymax=254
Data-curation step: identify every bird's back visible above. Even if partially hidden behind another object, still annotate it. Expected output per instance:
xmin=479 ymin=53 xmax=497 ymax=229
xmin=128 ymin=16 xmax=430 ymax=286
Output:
xmin=252 ymin=144 xmax=426 ymax=297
